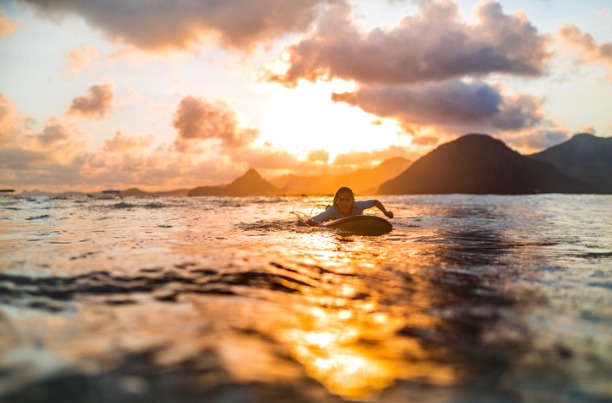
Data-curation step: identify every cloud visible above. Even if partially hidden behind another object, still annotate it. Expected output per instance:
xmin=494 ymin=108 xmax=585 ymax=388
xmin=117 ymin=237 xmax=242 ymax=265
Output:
xmin=0 ymin=96 xmax=87 ymax=163
xmin=173 ymin=96 xmax=259 ymax=150
xmin=68 ymin=83 xmax=114 ymax=119
xmin=103 ymin=131 xmax=155 ymax=153
xmin=0 ymin=10 xmax=17 ymax=38
xmin=235 ymin=146 xmax=302 ymax=170
xmin=580 ymin=125 xmax=596 ymax=134
xmin=34 ymin=117 xmax=88 ymax=162
xmin=2 ymin=93 xmax=86 ymax=158
xmin=18 ymin=0 xmax=329 ymax=51
xmin=0 ymin=106 xmax=88 ymax=190
xmin=269 ymin=1 xmax=551 ymax=86
xmin=37 ymin=119 xmax=73 ymax=145
xmin=0 ymin=148 xmax=49 ymax=171
xmin=1 ymin=93 xmax=86 ymax=160
xmin=332 ymin=80 xmax=544 ymax=133
xmin=559 ymin=24 xmax=612 ymax=74
xmin=64 ymin=44 xmax=99 ymax=76
xmin=306 ymin=149 xmax=329 ymax=164
xmin=505 ymin=129 xmax=570 ymax=154
xmin=0 ymin=93 xmax=31 ymax=146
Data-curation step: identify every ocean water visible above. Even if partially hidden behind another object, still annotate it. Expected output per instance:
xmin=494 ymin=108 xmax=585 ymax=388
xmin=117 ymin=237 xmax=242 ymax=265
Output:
xmin=1 ymin=194 xmax=611 ymax=402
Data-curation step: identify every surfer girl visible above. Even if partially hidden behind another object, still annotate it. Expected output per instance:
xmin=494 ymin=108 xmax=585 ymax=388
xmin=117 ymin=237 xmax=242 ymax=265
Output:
xmin=307 ymin=187 xmax=394 ymax=226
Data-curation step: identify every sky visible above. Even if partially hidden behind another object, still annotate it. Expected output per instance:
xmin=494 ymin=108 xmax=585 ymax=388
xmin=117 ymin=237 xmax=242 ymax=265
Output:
xmin=0 ymin=0 xmax=611 ymax=192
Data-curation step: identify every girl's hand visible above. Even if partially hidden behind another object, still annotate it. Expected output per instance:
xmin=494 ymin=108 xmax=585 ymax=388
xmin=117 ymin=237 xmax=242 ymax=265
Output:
xmin=384 ymin=211 xmax=394 ymax=219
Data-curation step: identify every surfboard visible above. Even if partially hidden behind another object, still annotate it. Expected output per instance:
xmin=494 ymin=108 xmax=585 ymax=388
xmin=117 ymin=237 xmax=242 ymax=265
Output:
xmin=322 ymin=215 xmax=392 ymax=235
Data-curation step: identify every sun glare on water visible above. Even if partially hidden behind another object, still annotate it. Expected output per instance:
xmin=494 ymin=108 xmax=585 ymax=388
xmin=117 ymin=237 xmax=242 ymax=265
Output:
xmin=277 ymin=295 xmax=457 ymax=400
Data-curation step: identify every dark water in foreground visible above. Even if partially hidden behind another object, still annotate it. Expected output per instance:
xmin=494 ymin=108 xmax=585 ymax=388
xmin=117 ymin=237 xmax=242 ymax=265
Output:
xmin=1 ymin=194 xmax=611 ymax=402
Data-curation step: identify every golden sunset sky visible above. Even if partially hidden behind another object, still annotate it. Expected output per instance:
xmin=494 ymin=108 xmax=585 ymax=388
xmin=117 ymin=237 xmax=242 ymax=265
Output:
xmin=1 ymin=0 xmax=611 ymax=191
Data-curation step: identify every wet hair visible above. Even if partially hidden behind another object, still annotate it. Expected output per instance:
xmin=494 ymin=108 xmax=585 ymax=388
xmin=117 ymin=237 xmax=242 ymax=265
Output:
xmin=332 ymin=187 xmax=355 ymax=217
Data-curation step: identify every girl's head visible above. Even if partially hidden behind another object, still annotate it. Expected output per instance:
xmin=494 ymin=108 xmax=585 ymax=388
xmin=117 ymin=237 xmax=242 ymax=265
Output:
xmin=333 ymin=187 xmax=355 ymax=216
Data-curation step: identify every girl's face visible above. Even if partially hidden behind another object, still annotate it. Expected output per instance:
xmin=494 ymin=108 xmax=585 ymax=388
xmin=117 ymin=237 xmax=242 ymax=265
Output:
xmin=336 ymin=191 xmax=354 ymax=214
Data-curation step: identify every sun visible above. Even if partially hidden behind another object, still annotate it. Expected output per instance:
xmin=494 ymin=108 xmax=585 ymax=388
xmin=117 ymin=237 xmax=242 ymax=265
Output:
xmin=255 ymin=80 xmax=404 ymax=163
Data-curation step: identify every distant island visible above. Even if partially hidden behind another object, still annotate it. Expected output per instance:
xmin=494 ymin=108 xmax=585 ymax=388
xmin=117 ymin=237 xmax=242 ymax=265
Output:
xmin=378 ymin=133 xmax=607 ymax=195
xmin=529 ymin=133 xmax=612 ymax=194
xmin=188 ymin=169 xmax=278 ymax=197
xmin=13 ymin=133 xmax=612 ymax=196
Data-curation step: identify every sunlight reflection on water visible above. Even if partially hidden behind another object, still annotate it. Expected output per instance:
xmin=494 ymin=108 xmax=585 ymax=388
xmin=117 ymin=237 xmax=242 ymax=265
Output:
xmin=0 ymin=194 xmax=611 ymax=402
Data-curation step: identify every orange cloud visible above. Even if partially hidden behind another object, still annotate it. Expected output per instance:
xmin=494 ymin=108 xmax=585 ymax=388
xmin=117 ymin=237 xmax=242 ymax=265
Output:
xmin=1 ymin=95 xmax=86 ymax=162
xmin=37 ymin=119 xmax=73 ymax=145
xmin=559 ymin=24 xmax=612 ymax=74
xmin=235 ymin=146 xmax=301 ymax=170
xmin=34 ymin=117 xmax=88 ymax=162
xmin=64 ymin=44 xmax=99 ymax=76
xmin=0 ymin=93 xmax=30 ymax=146
xmin=103 ymin=131 xmax=155 ymax=153
xmin=0 ymin=114 xmax=87 ymax=191
xmin=269 ymin=1 xmax=551 ymax=87
xmin=18 ymin=0 xmax=328 ymax=51
xmin=173 ymin=96 xmax=259 ymax=150
xmin=504 ymin=129 xmax=570 ymax=154
xmin=68 ymin=83 xmax=114 ymax=119
xmin=307 ymin=149 xmax=329 ymax=164
xmin=0 ymin=10 xmax=17 ymax=38
xmin=0 ymin=96 xmax=91 ymax=167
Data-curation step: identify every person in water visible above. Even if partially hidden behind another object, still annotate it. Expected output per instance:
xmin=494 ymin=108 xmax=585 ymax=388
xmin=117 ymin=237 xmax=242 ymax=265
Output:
xmin=307 ymin=187 xmax=394 ymax=226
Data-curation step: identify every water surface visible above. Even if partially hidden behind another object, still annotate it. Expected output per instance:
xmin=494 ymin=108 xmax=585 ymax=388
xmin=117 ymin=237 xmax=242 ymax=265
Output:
xmin=1 ymin=195 xmax=611 ymax=402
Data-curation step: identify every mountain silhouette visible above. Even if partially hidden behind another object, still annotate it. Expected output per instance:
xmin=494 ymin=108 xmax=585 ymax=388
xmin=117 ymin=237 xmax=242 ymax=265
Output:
xmin=119 ymin=187 xmax=150 ymax=197
xmin=119 ymin=187 xmax=190 ymax=197
xmin=378 ymin=134 xmax=590 ymax=195
xmin=530 ymin=133 xmax=612 ymax=193
xmin=188 ymin=168 xmax=278 ymax=197
xmin=271 ymin=157 xmax=412 ymax=195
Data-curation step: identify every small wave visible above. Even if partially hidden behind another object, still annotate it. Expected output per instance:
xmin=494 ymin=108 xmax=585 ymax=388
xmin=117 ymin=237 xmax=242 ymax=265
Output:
xmin=249 ymin=197 xmax=285 ymax=204
xmin=26 ymin=214 xmax=51 ymax=220
xmin=144 ymin=202 xmax=166 ymax=209
xmin=237 ymin=219 xmax=294 ymax=232
xmin=110 ymin=202 xmax=136 ymax=209
xmin=0 ymin=263 xmax=324 ymax=312
xmin=579 ymin=251 xmax=612 ymax=259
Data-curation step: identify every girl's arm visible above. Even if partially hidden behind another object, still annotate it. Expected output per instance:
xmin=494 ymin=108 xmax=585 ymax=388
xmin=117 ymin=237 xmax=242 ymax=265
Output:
xmin=307 ymin=208 xmax=333 ymax=226
xmin=374 ymin=200 xmax=394 ymax=218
